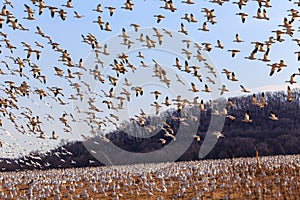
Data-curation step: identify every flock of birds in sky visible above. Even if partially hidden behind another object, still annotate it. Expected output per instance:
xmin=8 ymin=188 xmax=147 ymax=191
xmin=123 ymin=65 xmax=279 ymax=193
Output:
xmin=0 ymin=0 xmax=299 ymax=158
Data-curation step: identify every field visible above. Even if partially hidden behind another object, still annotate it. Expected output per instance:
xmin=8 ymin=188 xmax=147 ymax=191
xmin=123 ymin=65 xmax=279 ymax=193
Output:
xmin=0 ymin=155 xmax=299 ymax=200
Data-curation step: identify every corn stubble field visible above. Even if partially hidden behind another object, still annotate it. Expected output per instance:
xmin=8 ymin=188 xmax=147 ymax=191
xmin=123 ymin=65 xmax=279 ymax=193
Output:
xmin=0 ymin=154 xmax=299 ymax=200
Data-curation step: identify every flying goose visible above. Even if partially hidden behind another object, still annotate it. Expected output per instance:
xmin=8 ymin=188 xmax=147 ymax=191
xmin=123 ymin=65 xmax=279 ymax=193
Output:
xmin=151 ymin=102 xmax=162 ymax=115
xmin=269 ymin=111 xmax=278 ymax=121
xmin=178 ymin=23 xmax=188 ymax=35
xmin=189 ymin=82 xmax=199 ymax=92
xmin=287 ymin=86 xmax=293 ymax=102
xmin=212 ymin=131 xmax=225 ymax=139
xmin=233 ymin=34 xmax=244 ymax=43
xmin=199 ymin=100 xmax=206 ymax=111
xmin=193 ymin=135 xmax=201 ymax=142
xmin=242 ymin=110 xmax=252 ymax=123
xmin=285 ymin=73 xmax=297 ymax=84
xmin=154 ymin=14 xmax=165 ymax=23
xmin=198 ymin=22 xmax=209 ymax=31
xmin=215 ymin=40 xmax=224 ymax=49
xmin=105 ymin=6 xmax=115 ymax=16
xmin=236 ymin=12 xmax=248 ymax=23
xmin=202 ymin=84 xmax=211 ymax=93
xmin=240 ymin=85 xmax=250 ymax=93
xmin=151 ymin=91 xmax=162 ymax=99
xmin=219 ymin=85 xmax=229 ymax=95
xmin=93 ymin=4 xmax=103 ymax=13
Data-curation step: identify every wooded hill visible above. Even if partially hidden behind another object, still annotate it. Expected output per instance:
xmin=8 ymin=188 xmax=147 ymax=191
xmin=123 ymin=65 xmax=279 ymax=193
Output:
xmin=1 ymin=89 xmax=300 ymax=171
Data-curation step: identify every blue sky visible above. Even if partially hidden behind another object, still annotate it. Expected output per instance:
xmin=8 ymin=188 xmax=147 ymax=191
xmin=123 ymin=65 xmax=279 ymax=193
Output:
xmin=0 ymin=0 xmax=299 ymax=158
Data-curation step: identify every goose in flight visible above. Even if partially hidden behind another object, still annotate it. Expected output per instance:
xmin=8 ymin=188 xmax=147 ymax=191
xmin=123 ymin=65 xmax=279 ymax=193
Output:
xmin=199 ymin=100 xmax=206 ymax=111
xmin=228 ymin=49 xmax=241 ymax=58
xmin=233 ymin=34 xmax=244 ymax=43
xmin=162 ymin=128 xmax=176 ymax=141
xmin=198 ymin=22 xmax=209 ymax=32
xmin=120 ymin=88 xmax=131 ymax=101
xmin=160 ymin=0 xmax=177 ymax=12
xmin=202 ymin=42 xmax=212 ymax=52
xmin=123 ymin=78 xmax=132 ymax=86
xmin=50 ymin=131 xmax=57 ymax=139
xmin=4 ymin=0 xmax=13 ymax=8
xmin=233 ymin=0 xmax=246 ymax=10
xmin=37 ymin=0 xmax=47 ymax=15
xmin=131 ymin=86 xmax=143 ymax=97
xmin=62 ymin=0 xmax=73 ymax=8
xmin=285 ymin=73 xmax=297 ymax=84
xmin=258 ymin=92 xmax=267 ymax=108
xmin=253 ymin=8 xmax=264 ymax=20
xmin=222 ymin=69 xmax=231 ymax=79
xmin=272 ymin=30 xmax=284 ymax=42
xmin=182 ymin=49 xmax=192 ymax=60
xmin=269 ymin=111 xmax=278 ymax=121
xmin=181 ymin=13 xmax=190 ymax=22
xmin=174 ymin=58 xmax=182 ymax=70
xmin=182 ymin=61 xmax=191 ymax=73
xmin=230 ymin=72 xmax=238 ymax=81
xmin=159 ymin=138 xmax=166 ymax=145
xmin=206 ymin=76 xmax=215 ymax=84
xmin=144 ymin=35 xmax=155 ymax=48
xmin=74 ymin=11 xmax=84 ymax=18
xmin=236 ymin=12 xmax=248 ymax=23
xmin=240 ymin=85 xmax=250 ymax=93
xmin=57 ymin=9 xmax=67 ymax=20
xmin=34 ymin=89 xmax=47 ymax=100
xmin=103 ymin=22 xmax=112 ymax=31
xmin=154 ymin=14 xmax=165 ymax=23
xmin=151 ymin=102 xmax=162 ymax=115
xmin=189 ymin=82 xmax=199 ymax=92
xmin=178 ymin=23 xmax=188 ymax=35
xmin=193 ymin=135 xmax=201 ymax=142
xmin=190 ymin=13 xmax=197 ymax=22
xmin=226 ymin=114 xmax=236 ymax=121
xmin=242 ymin=110 xmax=252 ymax=123
xmin=38 ymin=132 xmax=45 ymax=139
xmin=212 ymin=131 xmax=225 ymax=139
xmin=182 ymin=0 xmax=194 ymax=4
xmin=215 ymin=40 xmax=224 ymax=49
xmin=287 ymin=86 xmax=293 ymax=102
xmin=190 ymin=65 xmax=200 ymax=76
xmin=227 ymin=98 xmax=234 ymax=107
xmin=24 ymin=4 xmax=35 ymax=20
xmin=121 ymin=0 xmax=134 ymax=11
xmin=277 ymin=60 xmax=287 ymax=72
xmin=219 ymin=85 xmax=229 ymax=95
xmin=262 ymin=9 xmax=269 ymax=20
xmin=151 ymin=91 xmax=162 ymax=99
xmin=294 ymin=51 xmax=300 ymax=61
xmin=93 ymin=4 xmax=103 ymax=13
xmin=93 ymin=16 xmax=104 ymax=29
xmin=105 ymin=6 xmax=115 ymax=16
xmin=267 ymin=63 xmax=279 ymax=76
xmin=162 ymin=28 xmax=172 ymax=37
xmin=258 ymin=49 xmax=270 ymax=62
xmin=168 ymin=0 xmax=177 ymax=12
xmin=251 ymin=94 xmax=258 ymax=105
xmin=153 ymin=27 xmax=163 ymax=45
xmin=202 ymin=84 xmax=211 ymax=93
xmin=162 ymin=96 xmax=171 ymax=106
xmin=130 ymin=24 xmax=139 ymax=32
xmin=102 ymin=100 xmax=113 ymax=109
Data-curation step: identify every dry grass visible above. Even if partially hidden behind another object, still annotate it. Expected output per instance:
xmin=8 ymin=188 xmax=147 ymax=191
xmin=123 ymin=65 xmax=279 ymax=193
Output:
xmin=0 ymin=155 xmax=299 ymax=199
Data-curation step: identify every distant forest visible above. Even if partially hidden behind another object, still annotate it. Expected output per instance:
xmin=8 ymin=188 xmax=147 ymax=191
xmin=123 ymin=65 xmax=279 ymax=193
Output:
xmin=1 ymin=89 xmax=300 ymax=171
